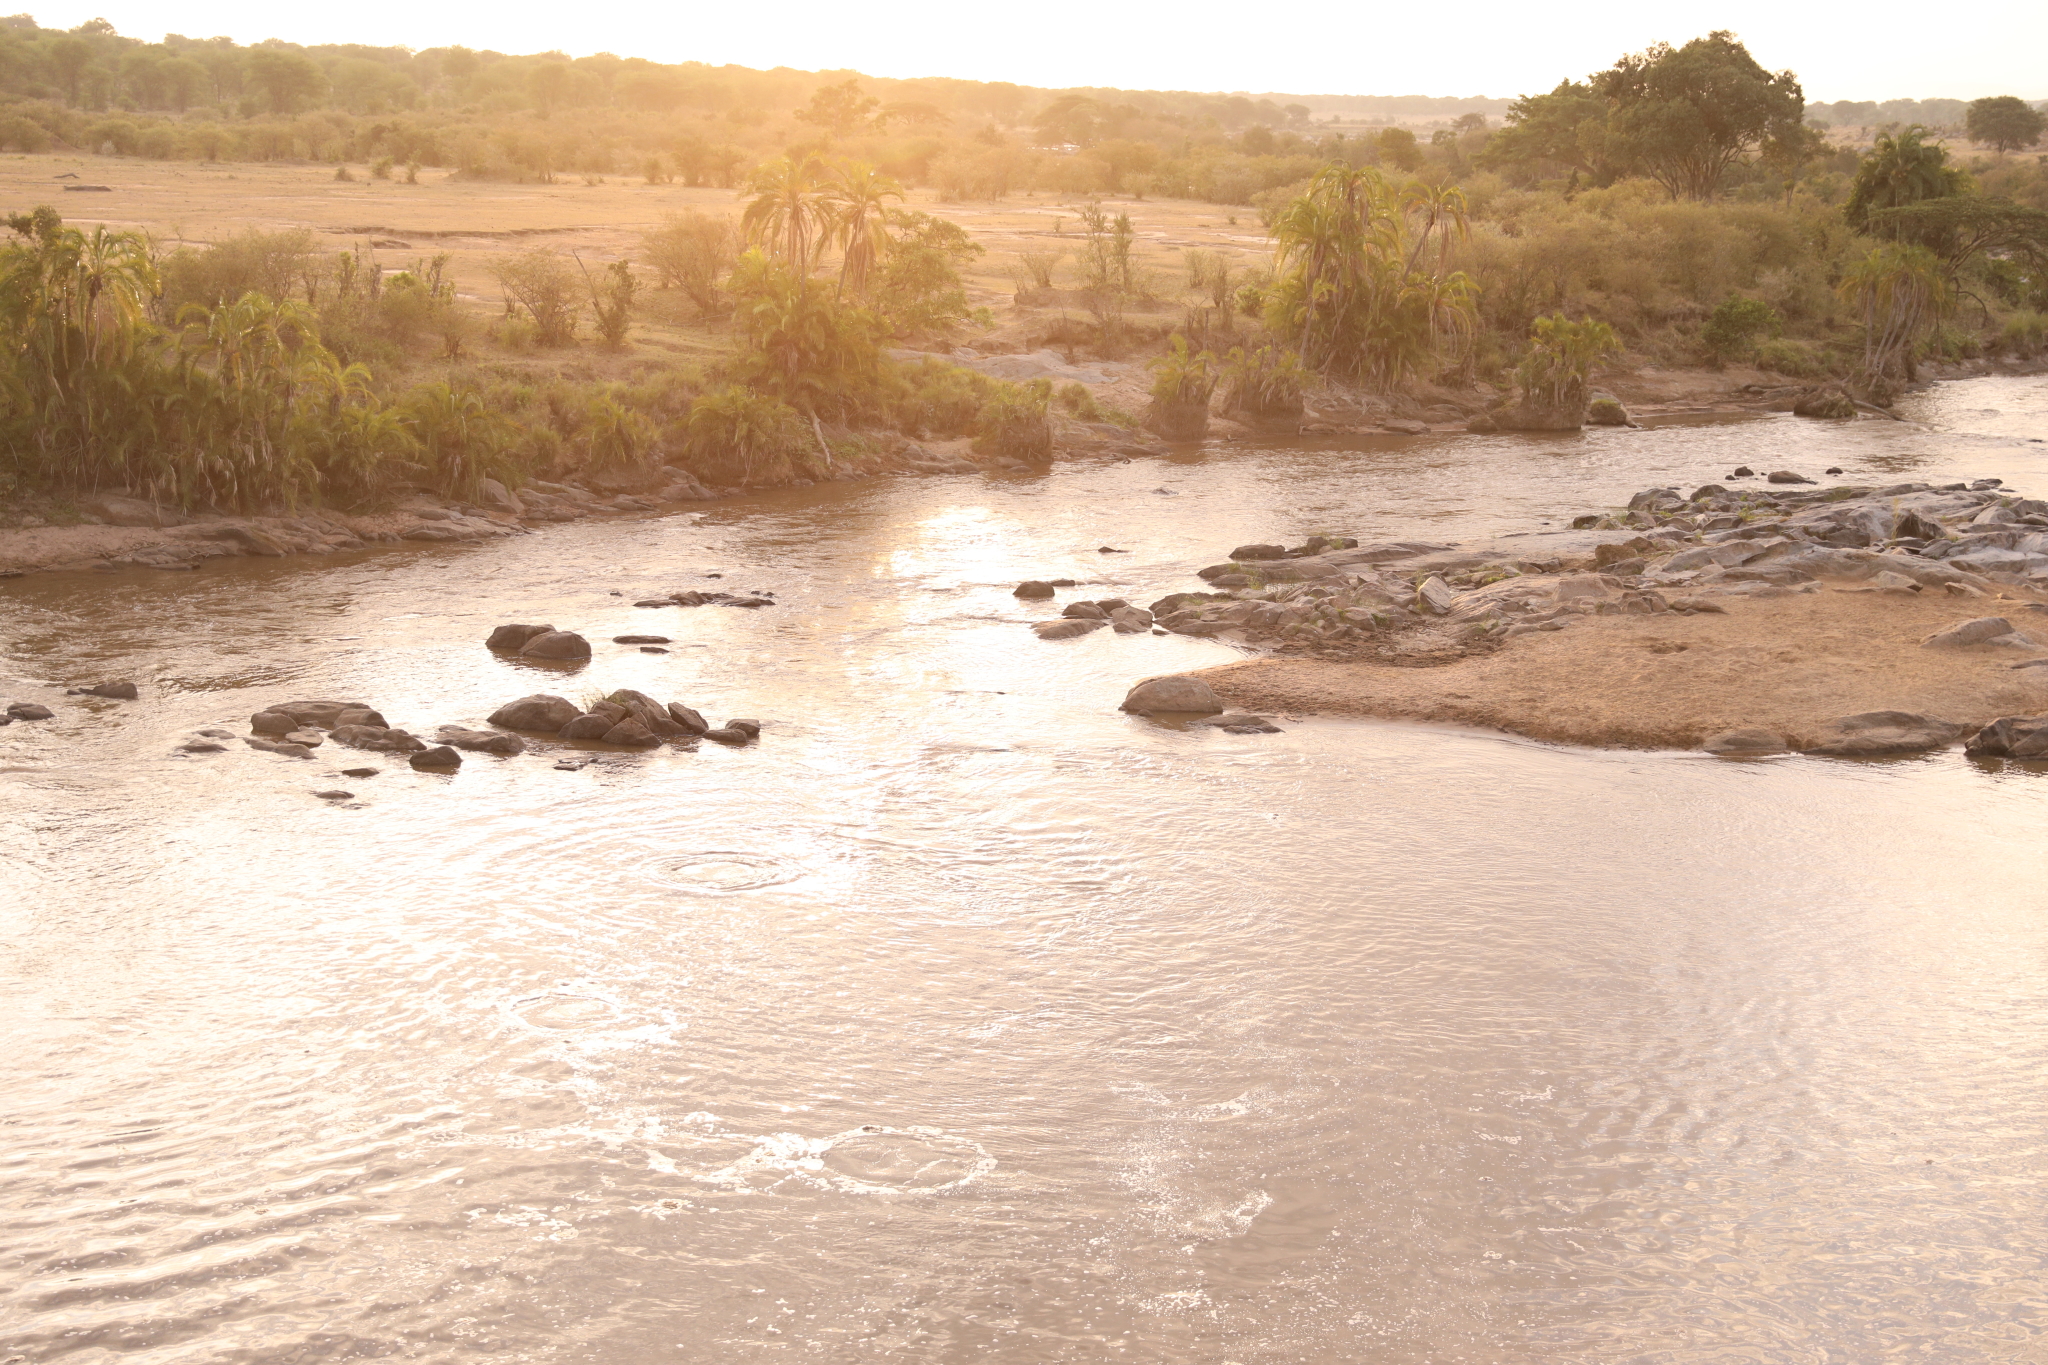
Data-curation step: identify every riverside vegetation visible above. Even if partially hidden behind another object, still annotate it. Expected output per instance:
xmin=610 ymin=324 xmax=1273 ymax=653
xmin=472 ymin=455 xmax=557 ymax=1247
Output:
xmin=1 ymin=20 xmax=2046 ymax=520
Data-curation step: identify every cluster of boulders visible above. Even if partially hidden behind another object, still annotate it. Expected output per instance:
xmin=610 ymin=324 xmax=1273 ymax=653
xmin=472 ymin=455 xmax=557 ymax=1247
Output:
xmin=1031 ymin=597 xmax=1157 ymax=639
xmin=488 ymin=691 xmax=759 ymax=748
xmin=187 ymin=686 xmax=759 ymax=777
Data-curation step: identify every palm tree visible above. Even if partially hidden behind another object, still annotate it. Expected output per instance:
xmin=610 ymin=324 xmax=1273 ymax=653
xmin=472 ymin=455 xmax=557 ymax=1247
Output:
xmin=1844 ymin=127 xmax=1970 ymax=235
xmin=1836 ymin=242 xmax=1950 ymax=389
xmin=826 ymin=161 xmax=902 ymax=295
xmin=740 ymin=154 xmax=834 ymax=272
xmin=1265 ymin=164 xmax=1476 ymax=388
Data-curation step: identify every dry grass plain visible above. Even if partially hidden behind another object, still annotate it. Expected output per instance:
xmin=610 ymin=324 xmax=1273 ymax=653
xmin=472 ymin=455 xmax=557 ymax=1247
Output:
xmin=0 ymin=151 xmax=1277 ymax=363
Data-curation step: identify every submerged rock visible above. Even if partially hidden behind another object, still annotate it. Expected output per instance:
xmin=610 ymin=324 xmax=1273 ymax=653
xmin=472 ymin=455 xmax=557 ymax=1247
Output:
xmin=437 ymin=726 xmax=525 ymax=756
xmin=1189 ymin=712 xmax=1282 ymax=733
xmin=70 ymin=681 xmax=138 ymax=699
xmin=1034 ymin=618 xmax=1105 ymax=639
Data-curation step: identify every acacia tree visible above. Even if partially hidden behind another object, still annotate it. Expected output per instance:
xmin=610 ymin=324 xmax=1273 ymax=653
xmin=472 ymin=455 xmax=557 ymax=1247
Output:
xmin=1965 ymin=96 xmax=2047 ymax=154
xmin=1477 ymin=80 xmax=1628 ymax=188
xmin=1593 ymin=31 xmax=1806 ymax=201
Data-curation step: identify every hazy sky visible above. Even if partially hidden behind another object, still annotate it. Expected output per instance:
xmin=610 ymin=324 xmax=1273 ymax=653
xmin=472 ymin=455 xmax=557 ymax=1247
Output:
xmin=22 ymin=0 xmax=2048 ymax=102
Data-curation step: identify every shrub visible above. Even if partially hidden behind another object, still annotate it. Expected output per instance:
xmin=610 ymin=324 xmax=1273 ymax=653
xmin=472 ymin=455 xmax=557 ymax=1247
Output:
xmin=977 ymin=378 xmax=1052 ymax=460
xmin=1144 ymin=334 xmax=1219 ymax=439
xmin=1999 ymin=311 xmax=2047 ymax=357
xmin=874 ymin=210 xmax=982 ymax=336
xmin=1220 ymin=344 xmax=1304 ymax=421
xmin=682 ymin=384 xmax=806 ymax=484
xmin=1699 ymin=292 xmax=1781 ymax=362
xmin=492 ymin=249 xmax=579 ymax=346
xmin=641 ymin=211 xmax=736 ymax=315
xmin=1754 ymin=337 xmax=1825 ymax=377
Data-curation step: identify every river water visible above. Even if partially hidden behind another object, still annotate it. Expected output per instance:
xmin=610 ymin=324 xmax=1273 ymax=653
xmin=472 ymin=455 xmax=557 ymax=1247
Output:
xmin=4 ymin=376 xmax=2047 ymax=1364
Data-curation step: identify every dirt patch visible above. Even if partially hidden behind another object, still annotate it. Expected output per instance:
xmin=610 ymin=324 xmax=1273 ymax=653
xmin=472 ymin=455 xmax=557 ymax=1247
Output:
xmin=1198 ymin=588 xmax=2048 ymax=749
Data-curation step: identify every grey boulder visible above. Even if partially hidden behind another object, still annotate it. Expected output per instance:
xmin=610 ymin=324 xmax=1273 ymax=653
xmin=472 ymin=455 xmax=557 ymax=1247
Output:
xmin=409 ymin=745 xmax=463 ymax=769
xmin=438 ymin=726 xmax=525 ymax=756
xmin=519 ymin=630 xmax=592 ymax=660
xmin=1802 ymin=711 xmax=1965 ymax=758
xmin=1963 ymin=715 xmax=2048 ymax=759
xmin=487 ymin=694 xmax=583 ymax=731
xmin=1702 ymin=728 xmax=1789 ymax=756
xmin=487 ymin=622 xmax=556 ymax=651
xmin=1121 ymin=675 xmax=1225 ymax=715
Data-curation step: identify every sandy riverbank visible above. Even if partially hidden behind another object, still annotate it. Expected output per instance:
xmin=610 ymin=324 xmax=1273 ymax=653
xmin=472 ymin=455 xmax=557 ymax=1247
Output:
xmin=1199 ymin=588 xmax=2048 ymax=750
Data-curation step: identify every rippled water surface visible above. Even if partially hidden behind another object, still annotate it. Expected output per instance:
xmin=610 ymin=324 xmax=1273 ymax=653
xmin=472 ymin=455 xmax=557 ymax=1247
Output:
xmin=4 ymin=378 xmax=2048 ymax=1363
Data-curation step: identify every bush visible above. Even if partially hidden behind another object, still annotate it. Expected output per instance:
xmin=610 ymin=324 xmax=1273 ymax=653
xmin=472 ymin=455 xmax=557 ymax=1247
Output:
xmin=1220 ymin=344 xmax=1304 ymax=422
xmin=1998 ymin=311 xmax=2047 ymax=357
xmin=682 ymin=384 xmax=807 ymax=484
xmin=641 ymin=211 xmax=736 ymax=315
xmin=1699 ymin=292 xmax=1781 ymax=362
xmin=874 ymin=209 xmax=982 ymax=337
xmin=157 ymin=229 xmax=317 ymax=317
xmin=1144 ymin=334 xmax=1219 ymax=439
xmin=977 ymin=378 xmax=1052 ymax=460
xmin=493 ymin=249 xmax=579 ymax=346
xmin=1754 ymin=337 xmax=1825 ymax=377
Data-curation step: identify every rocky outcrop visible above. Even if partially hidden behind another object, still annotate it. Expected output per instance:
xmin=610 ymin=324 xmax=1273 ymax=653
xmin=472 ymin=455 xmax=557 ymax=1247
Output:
xmin=1802 ymin=711 xmax=1966 ymax=757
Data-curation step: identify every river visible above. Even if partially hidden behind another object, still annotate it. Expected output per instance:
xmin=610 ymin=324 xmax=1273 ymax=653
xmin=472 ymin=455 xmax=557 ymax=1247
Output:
xmin=3 ymin=375 xmax=2046 ymax=1363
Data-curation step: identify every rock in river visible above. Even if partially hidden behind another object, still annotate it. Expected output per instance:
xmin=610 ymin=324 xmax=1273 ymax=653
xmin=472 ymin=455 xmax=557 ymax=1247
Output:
xmin=519 ymin=630 xmax=592 ymax=661
xmin=487 ymin=622 xmax=556 ymax=651
xmin=1014 ymin=580 xmax=1057 ymax=599
xmin=1121 ymin=675 xmax=1225 ymax=716
xmin=7 ymin=702 xmax=55 ymax=721
xmin=437 ymin=726 xmax=525 ymax=756
xmin=409 ymin=745 xmax=463 ymax=769
xmin=488 ymin=694 xmax=583 ymax=731
xmin=70 ymin=681 xmax=138 ymax=700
